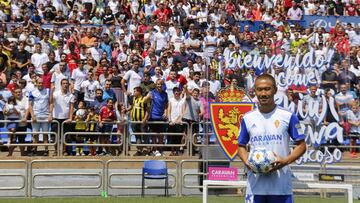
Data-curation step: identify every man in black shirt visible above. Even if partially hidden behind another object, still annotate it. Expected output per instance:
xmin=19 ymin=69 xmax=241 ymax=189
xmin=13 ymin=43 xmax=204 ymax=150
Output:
xmin=321 ymin=66 xmax=338 ymax=92
xmin=335 ymin=0 xmax=344 ymax=16
xmin=327 ymin=0 xmax=336 ymax=15
xmin=173 ymin=44 xmax=190 ymax=69
xmin=338 ymin=60 xmax=358 ymax=91
xmin=53 ymin=10 xmax=67 ymax=25
xmin=12 ymin=41 xmax=31 ymax=75
xmin=0 ymin=44 xmax=9 ymax=74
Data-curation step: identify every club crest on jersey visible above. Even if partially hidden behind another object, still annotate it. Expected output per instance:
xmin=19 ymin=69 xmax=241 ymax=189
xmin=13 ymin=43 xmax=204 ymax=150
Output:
xmin=274 ymin=120 xmax=280 ymax=128
xmin=210 ymin=86 xmax=254 ymax=160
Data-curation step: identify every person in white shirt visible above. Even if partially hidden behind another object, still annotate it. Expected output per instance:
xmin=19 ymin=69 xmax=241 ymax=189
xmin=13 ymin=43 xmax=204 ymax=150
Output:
xmin=245 ymin=68 xmax=256 ymax=92
xmin=208 ymin=72 xmax=221 ymax=96
xmin=238 ymin=74 xmax=306 ymax=203
xmin=121 ymin=59 xmax=142 ymax=97
xmin=287 ymin=2 xmax=303 ymax=20
xmin=71 ymin=60 xmax=88 ymax=100
xmin=187 ymin=72 xmax=202 ymax=93
xmin=141 ymin=0 xmax=156 ymax=21
xmin=31 ymin=43 xmax=49 ymax=75
xmin=167 ymin=87 xmax=185 ymax=156
xmin=88 ymin=39 xmax=102 ymax=63
xmin=165 ymin=69 xmax=180 ymax=99
xmin=7 ymin=87 xmax=29 ymax=156
xmin=151 ymin=67 xmax=164 ymax=83
xmin=154 ymin=25 xmax=169 ymax=55
xmin=203 ymin=27 xmax=218 ymax=58
xmin=185 ymin=32 xmax=201 ymax=52
xmin=29 ymin=78 xmax=51 ymax=156
xmin=108 ymin=0 xmax=119 ymax=16
xmin=81 ymin=71 xmax=100 ymax=106
xmin=171 ymin=27 xmax=185 ymax=53
xmin=347 ymin=102 xmax=360 ymax=157
xmin=50 ymin=78 xmax=75 ymax=156
xmin=51 ymin=62 xmax=70 ymax=92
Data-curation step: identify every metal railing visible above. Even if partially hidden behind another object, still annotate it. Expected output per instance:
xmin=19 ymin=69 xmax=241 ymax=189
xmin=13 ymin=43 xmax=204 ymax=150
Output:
xmin=0 ymin=120 xmax=60 ymax=155
xmin=128 ymin=121 xmax=190 ymax=156
xmin=60 ymin=121 xmax=126 ymax=156
xmin=0 ymin=119 xmax=358 ymax=158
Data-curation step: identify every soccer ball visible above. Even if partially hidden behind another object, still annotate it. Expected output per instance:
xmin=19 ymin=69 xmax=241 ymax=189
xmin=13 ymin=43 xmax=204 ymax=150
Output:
xmin=247 ymin=148 xmax=276 ymax=174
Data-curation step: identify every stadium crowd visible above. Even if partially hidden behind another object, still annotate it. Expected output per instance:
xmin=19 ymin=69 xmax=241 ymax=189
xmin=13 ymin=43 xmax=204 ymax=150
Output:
xmin=0 ymin=0 xmax=358 ymax=157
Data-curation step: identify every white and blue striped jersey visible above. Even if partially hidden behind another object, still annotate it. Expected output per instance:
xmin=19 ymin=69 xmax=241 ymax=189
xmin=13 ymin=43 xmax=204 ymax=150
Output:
xmin=238 ymin=106 xmax=305 ymax=195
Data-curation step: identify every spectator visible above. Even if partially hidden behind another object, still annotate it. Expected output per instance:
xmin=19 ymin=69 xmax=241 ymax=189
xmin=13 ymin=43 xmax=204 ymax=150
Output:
xmin=29 ymin=78 xmax=51 ymax=156
xmin=347 ymin=102 xmax=360 ymax=158
xmin=335 ymin=83 xmax=355 ymax=123
xmin=74 ymin=100 xmax=87 ymax=156
xmin=128 ymin=86 xmax=149 ymax=156
xmin=31 ymin=43 xmax=49 ymax=75
xmin=167 ymin=87 xmax=186 ymax=156
xmin=0 ymin=0 xmax=358 ymax=158
xmin=11 ymin=41 xmax=30 ymax=75
xmin=81 ymin=71 xmax=100 ymax=107
xmin=121 ymin=59 xmax=142 ymax=97
xmin=98 ymin=98 xmax=116 ymax=155
xmin=103 ymin=79 xmax=117 ymax=103
xmin=7 ymin=87 xmax=28 ymax=156
xmin=50 ymin=78 xmax=75 ymax=155
xmin=71 ymin=60 xmax=88 ymax=101
xmin=182 ymin=86 xmax=203 ymax=155
xmin=145 ymin=79 xmax=168 ymax=156
xmin=165 ymin=69 xmax=180 ymax=99
xmin=51 ymin=62 xmax=70 ymax=92
xmin=3 ymin=96 xmax=20 ymax=156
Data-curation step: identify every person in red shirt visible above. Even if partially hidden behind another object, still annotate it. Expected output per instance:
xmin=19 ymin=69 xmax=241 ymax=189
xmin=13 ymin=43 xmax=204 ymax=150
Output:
xmin=345 ymin=3 xmax=356 ymax=16
xmin=6 ymin=74 xmax=18 ymax=93
xmin=153 ymin=3 xmax=170 ymax=23
xmin=166 ymin=61 xmax=187 ymax=87
xmin=225 ymin=1 xmax=236 ymax=15
xmin=98 ymin=98 xmax=117 ymax=155
xmin=41 ymin=63 xmax=52 ymax=89
xmin=66 ymin=42 xmax=80 ymax=74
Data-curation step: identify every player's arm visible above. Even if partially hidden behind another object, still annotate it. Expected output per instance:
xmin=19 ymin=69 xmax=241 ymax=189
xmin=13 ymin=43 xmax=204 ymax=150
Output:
xmin=272 ymin=114 xmax=306 ymax=171
xmin=238 ymin=146 xmax=250 ymax=168
xmin=237 ymin=119 xmax=252 ymax=170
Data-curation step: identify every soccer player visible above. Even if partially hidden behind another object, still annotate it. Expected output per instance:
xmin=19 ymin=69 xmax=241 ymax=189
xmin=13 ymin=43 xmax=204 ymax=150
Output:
xmin=237 ymin=74 xmax=306 ymax=203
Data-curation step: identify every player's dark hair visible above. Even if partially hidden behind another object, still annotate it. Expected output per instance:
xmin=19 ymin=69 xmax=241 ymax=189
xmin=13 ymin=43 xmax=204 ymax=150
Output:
xmin=134 ymin=86 xmax=143 ymax=94
xmin=255 ymin=74 xmax=276 ymax=89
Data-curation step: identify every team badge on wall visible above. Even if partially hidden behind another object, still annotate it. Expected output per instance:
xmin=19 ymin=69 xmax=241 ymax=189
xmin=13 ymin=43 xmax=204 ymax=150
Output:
xmin=210 ymin=86 xmax=255 ymax=160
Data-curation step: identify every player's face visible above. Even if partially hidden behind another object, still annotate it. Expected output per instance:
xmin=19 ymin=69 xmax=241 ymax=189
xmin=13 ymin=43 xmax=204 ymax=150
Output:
xmin=255 ymin=79 xmax=276 ymax=106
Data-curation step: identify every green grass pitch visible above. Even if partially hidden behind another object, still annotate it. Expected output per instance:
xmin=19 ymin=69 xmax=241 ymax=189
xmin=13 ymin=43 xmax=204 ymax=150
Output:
xmin=0 ymin=196 xmax=357 ymax=203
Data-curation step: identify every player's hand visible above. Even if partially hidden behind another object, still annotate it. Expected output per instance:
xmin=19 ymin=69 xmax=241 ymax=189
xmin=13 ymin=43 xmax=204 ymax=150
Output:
xmin=269 ymin=153 xmax=288 ymax=173
xmin=244 ymin=161 xmax=256 ymax=174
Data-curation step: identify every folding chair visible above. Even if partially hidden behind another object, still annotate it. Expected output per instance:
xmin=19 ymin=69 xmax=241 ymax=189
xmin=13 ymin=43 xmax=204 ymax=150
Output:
xmin=141 ymin=160 xmax=168 ymax=197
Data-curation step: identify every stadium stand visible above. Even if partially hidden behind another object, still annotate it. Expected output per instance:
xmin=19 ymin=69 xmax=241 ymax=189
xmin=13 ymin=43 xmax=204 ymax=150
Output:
xmin=0 ymin=0 xmax=358 ymax=159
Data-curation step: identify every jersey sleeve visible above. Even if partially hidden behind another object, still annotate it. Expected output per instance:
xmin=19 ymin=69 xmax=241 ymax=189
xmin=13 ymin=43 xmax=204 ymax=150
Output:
xmin=238 ymin=119 xmax=250 ymax=146
xmin=288 ymin=113 xmax=305 ymax=141
xmin=28 ymin=91 xmax=34 ymax=101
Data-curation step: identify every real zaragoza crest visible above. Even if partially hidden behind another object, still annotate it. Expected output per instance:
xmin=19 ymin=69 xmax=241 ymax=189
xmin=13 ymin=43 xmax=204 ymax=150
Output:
xmin=210 ymin=85 xmax=254 ymax=160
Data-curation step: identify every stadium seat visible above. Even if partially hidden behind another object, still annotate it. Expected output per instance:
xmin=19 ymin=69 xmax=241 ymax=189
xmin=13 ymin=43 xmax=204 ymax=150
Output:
xmin=141 ymin=160 xmax=168 ymax=197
